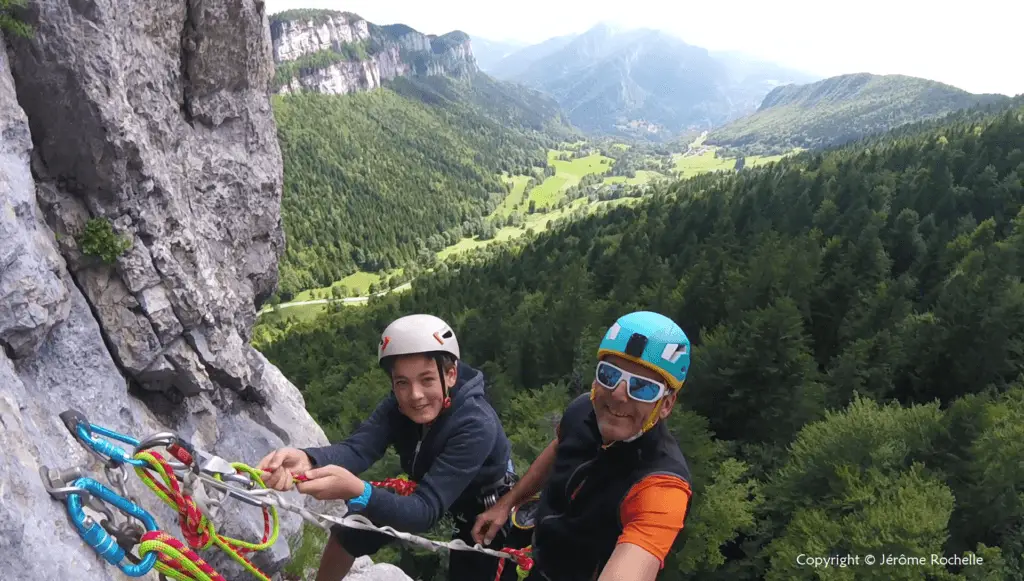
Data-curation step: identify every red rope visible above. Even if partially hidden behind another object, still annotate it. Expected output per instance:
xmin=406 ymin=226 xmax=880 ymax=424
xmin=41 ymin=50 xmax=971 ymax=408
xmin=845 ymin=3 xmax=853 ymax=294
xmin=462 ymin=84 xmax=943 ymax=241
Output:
xmin=494 ymin=547 xmax=534 ymax=581
xmin=370 ymin=476 xmax=418 ymax=496
xmin=142 ymin=451 xmax=212 ymax=548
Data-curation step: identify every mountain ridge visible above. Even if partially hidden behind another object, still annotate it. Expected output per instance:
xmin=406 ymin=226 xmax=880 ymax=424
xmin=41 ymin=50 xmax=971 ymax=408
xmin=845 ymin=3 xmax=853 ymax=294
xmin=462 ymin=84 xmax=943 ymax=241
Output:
xmin=484 ymin=24 xmax=817 ymax=138
xmin=708 ymin=72 xmax=1011 ymax=154
xmin=467 ymin=36 xmax=528 ymax=71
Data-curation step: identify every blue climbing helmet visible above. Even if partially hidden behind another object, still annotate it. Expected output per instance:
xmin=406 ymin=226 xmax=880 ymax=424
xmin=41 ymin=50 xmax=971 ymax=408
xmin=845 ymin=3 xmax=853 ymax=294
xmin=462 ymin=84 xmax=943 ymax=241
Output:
xmin=596 ymin=311 xmax=690 ymax=391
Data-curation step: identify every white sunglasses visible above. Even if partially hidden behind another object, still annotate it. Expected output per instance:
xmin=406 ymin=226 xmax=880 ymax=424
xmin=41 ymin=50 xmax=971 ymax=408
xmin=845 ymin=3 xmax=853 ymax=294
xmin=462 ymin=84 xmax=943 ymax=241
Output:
xmin=594 ymin=361 xmax=669 ymax=403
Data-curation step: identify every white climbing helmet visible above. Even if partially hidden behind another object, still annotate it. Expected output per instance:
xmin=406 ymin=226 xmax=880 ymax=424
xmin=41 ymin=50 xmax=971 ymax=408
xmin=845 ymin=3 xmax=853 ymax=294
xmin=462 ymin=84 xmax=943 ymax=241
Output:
xmin=378 ymin=314 xmax=461 ymax=364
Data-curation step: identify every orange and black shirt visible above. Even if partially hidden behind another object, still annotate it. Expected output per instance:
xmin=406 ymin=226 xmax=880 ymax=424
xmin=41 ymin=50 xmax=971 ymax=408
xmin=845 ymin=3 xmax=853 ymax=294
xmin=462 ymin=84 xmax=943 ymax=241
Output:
xmin=530 ymin=394 xmax=692 ymax=581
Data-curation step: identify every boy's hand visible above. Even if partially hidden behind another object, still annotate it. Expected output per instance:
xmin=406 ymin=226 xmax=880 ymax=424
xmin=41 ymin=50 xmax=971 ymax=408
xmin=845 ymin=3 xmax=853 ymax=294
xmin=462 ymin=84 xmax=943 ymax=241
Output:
xmin=256 ymin=447 xmax=313 ymax=491
xmin=295 ymin=465 xmax=366 ymax=501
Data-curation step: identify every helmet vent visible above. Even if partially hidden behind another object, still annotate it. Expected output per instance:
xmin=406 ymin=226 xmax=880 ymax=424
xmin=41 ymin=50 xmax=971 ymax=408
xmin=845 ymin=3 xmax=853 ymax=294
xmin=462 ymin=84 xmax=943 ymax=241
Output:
xmin=662 ymin=343 xmax=686 ymax=363
xmin=625 ymin=333 xmax=648 ymax=357
xmin=441 ymin=329 xmax=454 ymax=339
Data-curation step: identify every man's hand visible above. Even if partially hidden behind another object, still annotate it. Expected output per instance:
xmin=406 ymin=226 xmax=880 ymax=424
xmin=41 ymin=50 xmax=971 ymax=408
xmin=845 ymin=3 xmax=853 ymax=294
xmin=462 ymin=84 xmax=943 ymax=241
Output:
xmin=256 ymin=447 xmax=313 ymax=491
xmin=472 ymin=500 xmax=512 ymax=546
xmin=295 ymin=465 xmax=366 ymax=501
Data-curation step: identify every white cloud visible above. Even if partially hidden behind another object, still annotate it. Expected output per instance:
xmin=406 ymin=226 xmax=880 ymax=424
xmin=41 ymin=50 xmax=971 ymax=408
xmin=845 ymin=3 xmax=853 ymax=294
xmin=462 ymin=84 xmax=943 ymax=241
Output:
xmin=266 ymin=0 xmax=1023 ymax=96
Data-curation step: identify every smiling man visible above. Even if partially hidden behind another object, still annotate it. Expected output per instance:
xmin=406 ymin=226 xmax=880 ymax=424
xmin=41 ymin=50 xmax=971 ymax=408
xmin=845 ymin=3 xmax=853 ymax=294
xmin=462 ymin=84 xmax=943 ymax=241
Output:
xmin=473 ymin=311 xmax=693 ymax=581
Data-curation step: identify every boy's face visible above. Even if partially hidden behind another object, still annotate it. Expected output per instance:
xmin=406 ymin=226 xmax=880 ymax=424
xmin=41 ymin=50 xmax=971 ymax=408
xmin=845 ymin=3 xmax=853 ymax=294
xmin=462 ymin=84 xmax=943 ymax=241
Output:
xmin=591 ymin=354 xmax=676 ymax=443
xmin=391 ymin=354 xmax=457 ymax=424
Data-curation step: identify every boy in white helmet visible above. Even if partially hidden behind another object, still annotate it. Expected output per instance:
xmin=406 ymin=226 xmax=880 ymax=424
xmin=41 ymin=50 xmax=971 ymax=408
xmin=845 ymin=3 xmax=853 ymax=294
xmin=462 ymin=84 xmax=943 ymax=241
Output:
xmin=258 ymin=314 xmax=518 ymax=581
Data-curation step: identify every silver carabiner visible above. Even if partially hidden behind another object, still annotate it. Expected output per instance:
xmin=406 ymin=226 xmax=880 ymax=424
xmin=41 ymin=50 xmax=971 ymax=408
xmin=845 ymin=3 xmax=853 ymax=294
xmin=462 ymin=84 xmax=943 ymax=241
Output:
xmin=133 ymin=432 xmax=178 ymax=454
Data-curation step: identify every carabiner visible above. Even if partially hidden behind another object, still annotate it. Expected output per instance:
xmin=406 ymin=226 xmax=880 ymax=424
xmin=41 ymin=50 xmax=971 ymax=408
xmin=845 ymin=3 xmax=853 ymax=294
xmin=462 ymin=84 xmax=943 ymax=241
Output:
xmin=65 ymin=477 xmax=160 ymax=577
xmin=59 ymin=410 xmax=148 ymax=468
xmin=133 ymin=431 xmax=179 ymax=455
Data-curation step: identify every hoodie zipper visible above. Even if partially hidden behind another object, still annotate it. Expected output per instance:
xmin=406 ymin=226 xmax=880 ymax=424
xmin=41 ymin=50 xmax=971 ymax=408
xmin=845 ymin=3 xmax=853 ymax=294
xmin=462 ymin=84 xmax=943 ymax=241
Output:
xmin=412 ymin=424 xmax=429 ymax=476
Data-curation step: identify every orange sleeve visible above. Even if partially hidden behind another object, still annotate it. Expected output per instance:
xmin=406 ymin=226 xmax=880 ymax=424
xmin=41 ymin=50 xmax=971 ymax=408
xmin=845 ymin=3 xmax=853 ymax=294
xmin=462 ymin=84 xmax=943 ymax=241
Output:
xmin=617 ymin=474 xmax=692 ymax=568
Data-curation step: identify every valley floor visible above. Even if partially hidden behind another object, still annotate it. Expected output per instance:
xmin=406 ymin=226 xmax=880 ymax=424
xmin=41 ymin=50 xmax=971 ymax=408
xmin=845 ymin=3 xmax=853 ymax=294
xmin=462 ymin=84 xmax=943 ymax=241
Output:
xmin=259 ymin=139 xmax=796 ymax=321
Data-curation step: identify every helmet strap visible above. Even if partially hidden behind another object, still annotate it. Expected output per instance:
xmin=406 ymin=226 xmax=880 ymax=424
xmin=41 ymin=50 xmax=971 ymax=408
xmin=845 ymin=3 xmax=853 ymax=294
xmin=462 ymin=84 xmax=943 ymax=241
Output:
xmin=435 ymin=355 xmax=452 ymax=410
xmin=640 ymin=399 xmax=664 ymax=433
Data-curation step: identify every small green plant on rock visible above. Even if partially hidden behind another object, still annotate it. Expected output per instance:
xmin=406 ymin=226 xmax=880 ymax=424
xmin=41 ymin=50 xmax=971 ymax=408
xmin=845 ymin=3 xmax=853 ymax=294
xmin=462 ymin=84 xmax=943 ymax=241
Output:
xmin=78 ymin=217 xmax=132 ymax=264
xmin=1 ymin=0 xmax=32 ymax=38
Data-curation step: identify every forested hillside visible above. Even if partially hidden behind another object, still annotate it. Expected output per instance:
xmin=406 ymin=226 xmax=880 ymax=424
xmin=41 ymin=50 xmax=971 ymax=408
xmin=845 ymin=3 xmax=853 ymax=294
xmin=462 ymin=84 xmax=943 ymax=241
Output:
xmin=273 ymin=72 xmax=576 ymax=299
xmin=709 ymin=73 xmax=1010 ymax=155
xmin=257 ymin=101 xmax=1024 ymax=579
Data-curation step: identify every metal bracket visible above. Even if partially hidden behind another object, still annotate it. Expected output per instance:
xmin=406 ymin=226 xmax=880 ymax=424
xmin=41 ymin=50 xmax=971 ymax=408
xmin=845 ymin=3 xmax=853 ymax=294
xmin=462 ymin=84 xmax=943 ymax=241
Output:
xmin=40 ymin=465 xmax=89 ymax=500
xmin=58 ymin=410 xmax=90 ymax=440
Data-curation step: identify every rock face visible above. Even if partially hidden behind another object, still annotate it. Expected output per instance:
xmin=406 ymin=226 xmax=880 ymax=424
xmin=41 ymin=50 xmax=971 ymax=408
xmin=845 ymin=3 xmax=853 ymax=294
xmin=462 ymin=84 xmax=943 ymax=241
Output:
xmin=270 ymin=11 xmax=371 ymax=62
xmin=271 ymin=10 xmax=478 ymax=95
xmin=8 ymin=0 xmax=286 ymax=400
xmin=0 ymin=0 xmax=383 ymax=578
xmin=0 ymin=32 xmax=69 ymax=360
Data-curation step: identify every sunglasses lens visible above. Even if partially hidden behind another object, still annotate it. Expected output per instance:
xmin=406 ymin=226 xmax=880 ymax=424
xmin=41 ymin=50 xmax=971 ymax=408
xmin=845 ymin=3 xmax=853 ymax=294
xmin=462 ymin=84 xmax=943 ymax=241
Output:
xmin=596 ymin=362 xmax=622 ymax=389
xmin=628 ymin=377 xmax=663 ymax=402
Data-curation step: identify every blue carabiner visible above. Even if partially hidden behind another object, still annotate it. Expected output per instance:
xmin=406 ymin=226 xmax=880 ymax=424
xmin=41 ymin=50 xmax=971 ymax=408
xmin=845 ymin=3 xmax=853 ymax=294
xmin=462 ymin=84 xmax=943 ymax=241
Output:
xmin=60 ymin=410 xmax=148 ymax=468
xmin=66 ymin=477 xmax=160 ymax=577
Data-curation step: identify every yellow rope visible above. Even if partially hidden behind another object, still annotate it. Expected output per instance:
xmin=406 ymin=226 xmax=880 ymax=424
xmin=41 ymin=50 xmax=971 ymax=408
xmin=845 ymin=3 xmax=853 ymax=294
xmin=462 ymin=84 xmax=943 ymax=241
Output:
xmin=217 ymin=462 xmax=280 ymax=552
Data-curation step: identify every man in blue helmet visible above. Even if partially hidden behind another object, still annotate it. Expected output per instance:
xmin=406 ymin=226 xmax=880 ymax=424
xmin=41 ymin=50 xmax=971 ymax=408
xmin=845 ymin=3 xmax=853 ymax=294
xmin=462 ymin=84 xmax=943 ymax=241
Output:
xmin=472 ymin=311 xmax=693 ymax=581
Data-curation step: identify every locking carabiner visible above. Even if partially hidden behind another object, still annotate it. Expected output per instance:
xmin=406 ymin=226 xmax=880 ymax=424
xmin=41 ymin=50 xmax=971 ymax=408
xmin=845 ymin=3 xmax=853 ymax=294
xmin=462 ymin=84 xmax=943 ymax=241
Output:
xmin=65 ymin=477 xmax=160 ymax=576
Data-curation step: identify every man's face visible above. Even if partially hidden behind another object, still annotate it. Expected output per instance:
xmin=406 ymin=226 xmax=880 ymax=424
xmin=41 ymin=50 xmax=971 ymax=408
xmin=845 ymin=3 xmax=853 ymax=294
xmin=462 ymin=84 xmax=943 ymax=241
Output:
xmin=592 ymin=354 xmax=676 ymax=442
xmin=391 ymin=354 xmax=456 ymax=424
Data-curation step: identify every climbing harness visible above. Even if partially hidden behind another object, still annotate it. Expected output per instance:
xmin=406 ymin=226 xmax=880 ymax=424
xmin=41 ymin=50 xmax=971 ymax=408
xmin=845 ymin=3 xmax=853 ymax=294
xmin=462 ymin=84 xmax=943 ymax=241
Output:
xmin=41 ymin=409 xmax=535 ymax=579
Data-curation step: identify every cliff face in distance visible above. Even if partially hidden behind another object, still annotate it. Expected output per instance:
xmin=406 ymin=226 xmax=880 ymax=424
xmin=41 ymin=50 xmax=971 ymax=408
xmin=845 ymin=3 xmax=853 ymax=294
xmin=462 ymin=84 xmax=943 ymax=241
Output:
xmin=270 ymin=9 xmax=477 ymax=95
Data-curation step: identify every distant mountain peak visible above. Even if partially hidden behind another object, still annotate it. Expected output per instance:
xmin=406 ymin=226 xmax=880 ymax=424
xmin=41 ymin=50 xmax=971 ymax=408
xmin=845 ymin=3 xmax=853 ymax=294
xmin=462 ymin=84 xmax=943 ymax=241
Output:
xmin=484 ymin=24 xmax=814 ymax=138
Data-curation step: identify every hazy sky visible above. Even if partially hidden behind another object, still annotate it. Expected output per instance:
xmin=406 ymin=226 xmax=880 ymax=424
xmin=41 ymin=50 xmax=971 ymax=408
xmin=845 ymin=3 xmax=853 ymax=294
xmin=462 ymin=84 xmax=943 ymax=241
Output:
xmin=266 ymin=0 xmax=1022 ymax=96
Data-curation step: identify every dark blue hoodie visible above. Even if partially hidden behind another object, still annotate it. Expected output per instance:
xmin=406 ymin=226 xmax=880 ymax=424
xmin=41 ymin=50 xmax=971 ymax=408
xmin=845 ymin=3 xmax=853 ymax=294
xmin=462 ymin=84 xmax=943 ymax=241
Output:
xmin=302 ymin=361 xmax=512 ymax=532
